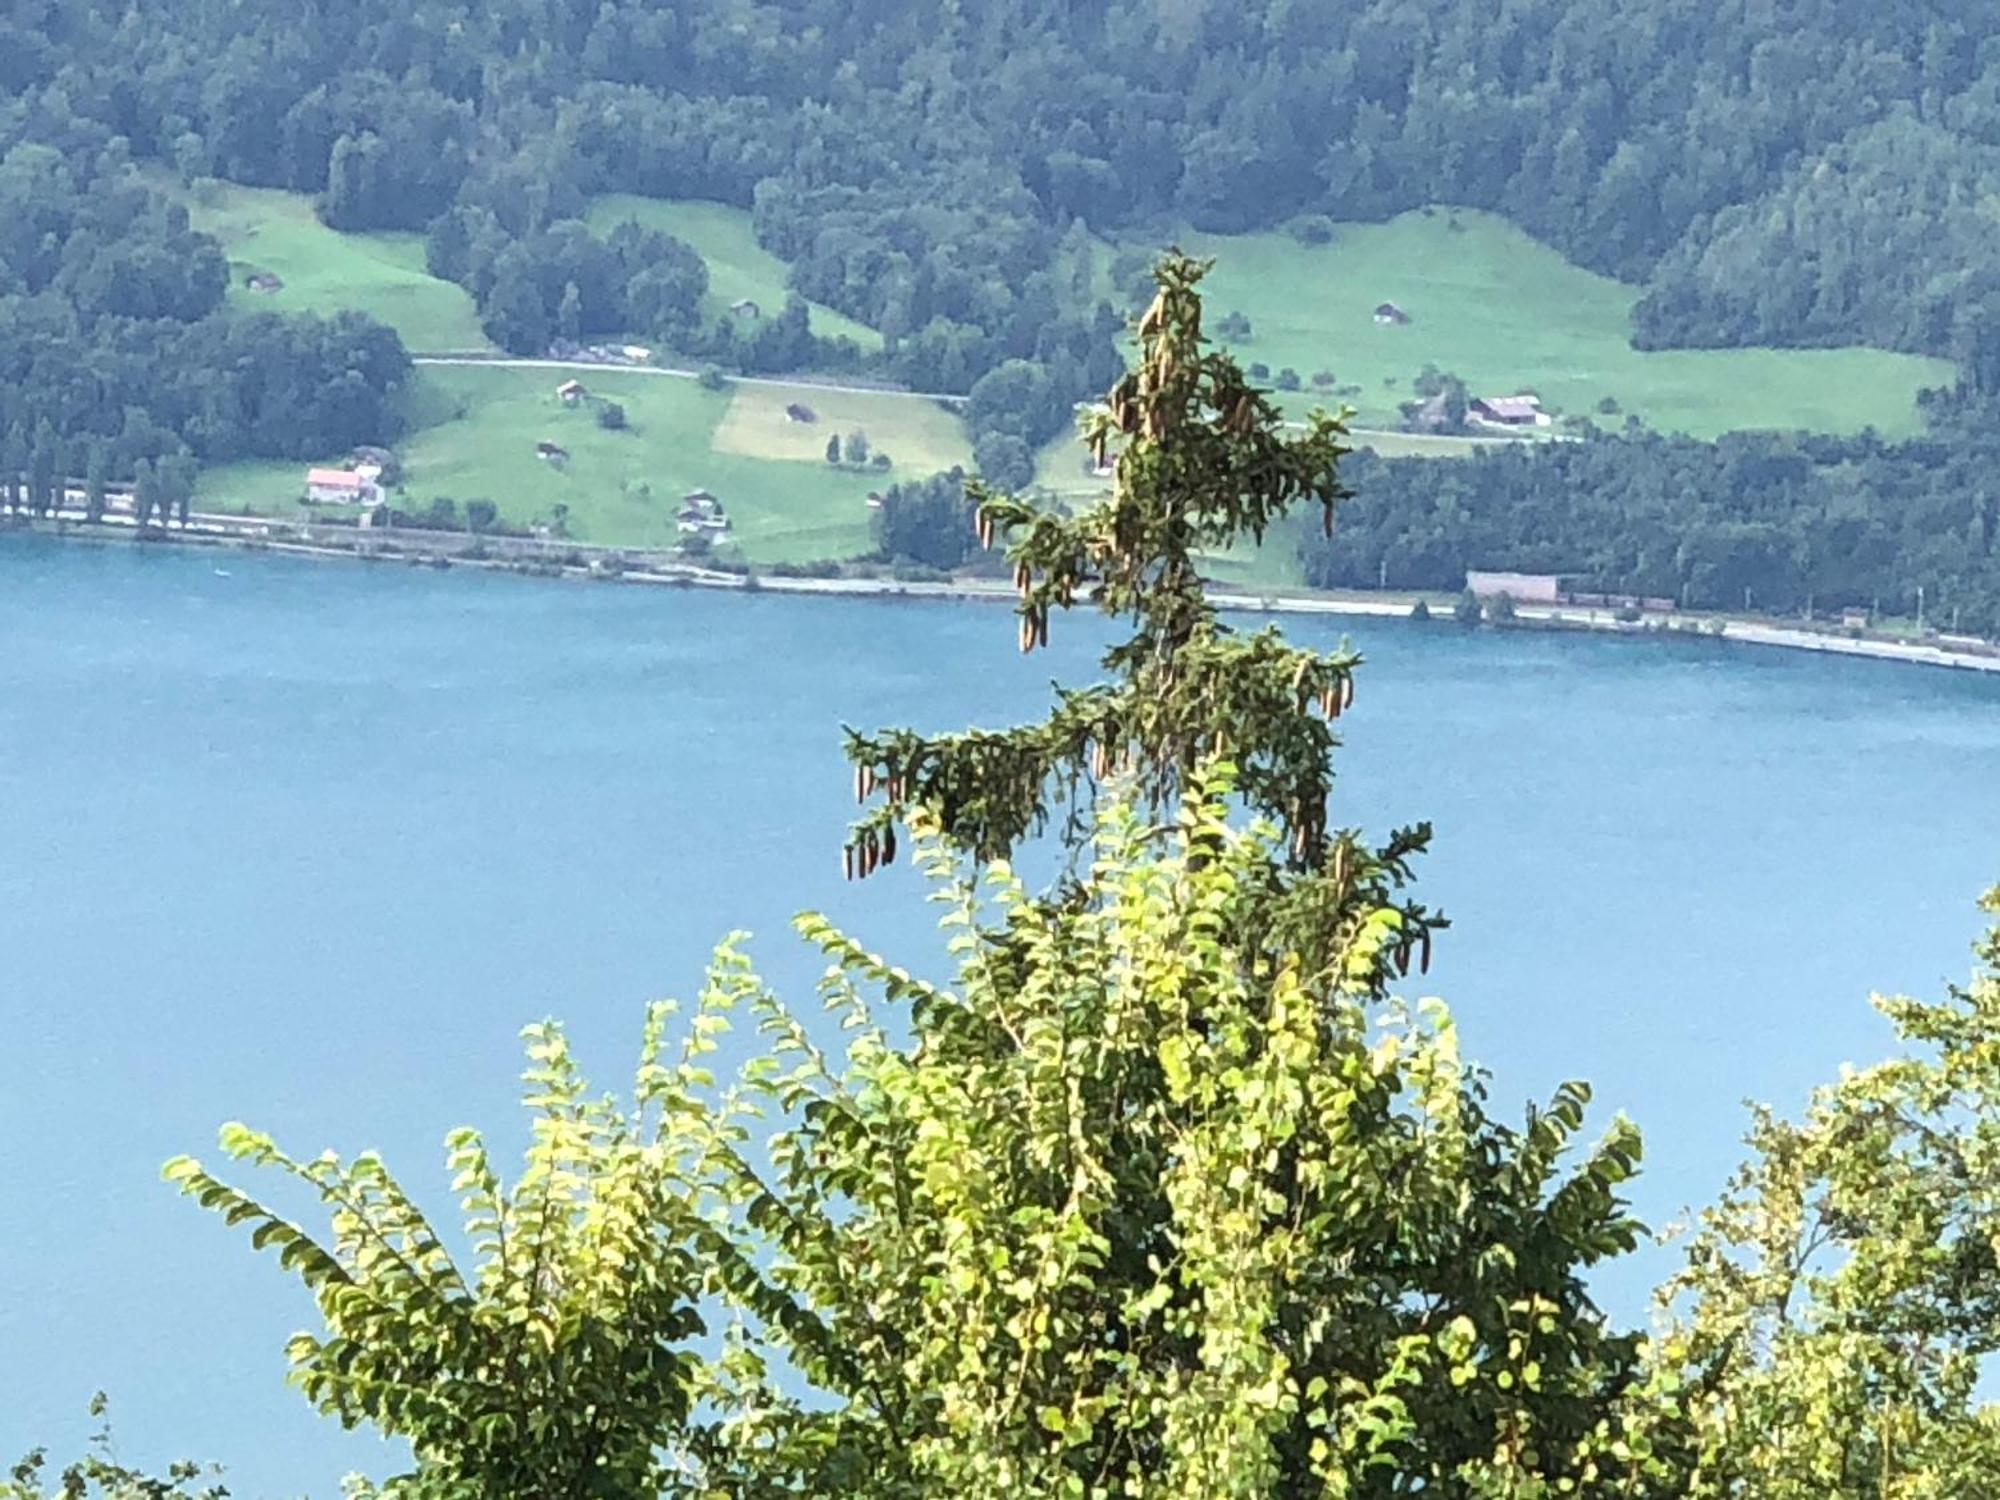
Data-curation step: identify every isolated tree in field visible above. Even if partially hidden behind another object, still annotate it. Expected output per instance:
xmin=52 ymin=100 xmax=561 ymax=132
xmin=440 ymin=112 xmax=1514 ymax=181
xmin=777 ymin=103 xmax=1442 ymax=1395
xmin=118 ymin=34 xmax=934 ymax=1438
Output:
xmin=843 ymin=430 xmax=870 ymax=465
xmin=825 ymin=432 xmax=841 ymax=465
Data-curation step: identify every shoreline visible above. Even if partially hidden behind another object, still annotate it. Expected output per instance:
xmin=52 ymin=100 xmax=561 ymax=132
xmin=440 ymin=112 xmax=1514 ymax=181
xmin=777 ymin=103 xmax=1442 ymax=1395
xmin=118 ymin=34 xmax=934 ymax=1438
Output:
xmin=10 ymin=513 xmax=2000 ymax=678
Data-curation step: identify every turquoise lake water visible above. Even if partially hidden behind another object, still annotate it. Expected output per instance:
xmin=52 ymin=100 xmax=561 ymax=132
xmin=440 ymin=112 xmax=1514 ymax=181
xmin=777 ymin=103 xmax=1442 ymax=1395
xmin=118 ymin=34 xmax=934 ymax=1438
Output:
xmin=5 ymin=534 xmax=2000 ymax=1493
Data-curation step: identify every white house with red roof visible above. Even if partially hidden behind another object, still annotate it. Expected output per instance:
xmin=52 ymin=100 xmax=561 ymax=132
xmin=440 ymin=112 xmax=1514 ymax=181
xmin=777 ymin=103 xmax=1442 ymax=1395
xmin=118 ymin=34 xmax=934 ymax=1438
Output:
xmin=305 ymin=467 xmax=383 ymax=505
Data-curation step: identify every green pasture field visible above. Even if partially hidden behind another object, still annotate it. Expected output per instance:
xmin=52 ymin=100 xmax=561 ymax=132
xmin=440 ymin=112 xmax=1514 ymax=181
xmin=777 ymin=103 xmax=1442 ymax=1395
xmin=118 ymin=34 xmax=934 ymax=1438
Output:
xmin=198 ymin=367 xmax=974 ymax=562
xmin=714 ymin=383 xmax=970 ymax=473
xmin=1152 ymin=208 xmax=1953 ymax=439
xmin=172 ymin=180 xmax=489 ymax=352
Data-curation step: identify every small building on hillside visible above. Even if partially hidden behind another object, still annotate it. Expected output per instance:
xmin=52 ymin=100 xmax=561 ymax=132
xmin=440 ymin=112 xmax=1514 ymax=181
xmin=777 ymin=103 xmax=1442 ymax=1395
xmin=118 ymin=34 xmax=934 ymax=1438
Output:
xmin=1373 ymin=301 xmax=1410 ymax=326
xmin=1842 ymin=607 xmax=1871 ymax=630
xmin=677 ymin=489 xmax=729 ymax=534
xmin=1469 ymin=394 xmax=1551 ymax=428
xmin=620 ymin=345 xmax=652 ymax=363
xmin=305 ymin=467 xmax=381 ymax=506
xmin=1466 ymin=570 xmax=1563 ymax=605
xmin=535 ymin=441 xmax=571 ymax=462
xmin=785 ymin=402 xmax=817 ymax=423
xmin=730 ymin=298 xmax=761 ymax=320
xmin=557 ymin=379 xmax=588 ymax=405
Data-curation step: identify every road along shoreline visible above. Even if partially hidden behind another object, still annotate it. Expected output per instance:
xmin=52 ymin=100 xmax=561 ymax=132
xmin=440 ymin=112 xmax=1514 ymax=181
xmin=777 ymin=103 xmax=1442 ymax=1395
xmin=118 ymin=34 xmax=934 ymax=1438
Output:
xmin=8 ymin=512 xmax=1999 ymax=677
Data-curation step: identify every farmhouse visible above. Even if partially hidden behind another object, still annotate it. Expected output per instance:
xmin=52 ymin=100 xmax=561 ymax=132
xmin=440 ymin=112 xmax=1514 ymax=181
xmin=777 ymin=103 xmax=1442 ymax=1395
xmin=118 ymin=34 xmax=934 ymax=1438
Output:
xmin=557 ymin=379 xmax=587 ymax=405
xmin=535 ymin=441 xmax=570 ymax=461
xmin=1466 ymin=570 xmax=1563 ymax=604
xmin=1373 ymin=301 xmax=1410 ymax=325
xmin=785 ymin=402 xmax=817 ymax=423
xmin=730 ymin=298 xmax=761 ymax=319
xmin=1469 ymin=394 xmax=1551 ymax=428
xmin=304 ymin=467 xmax=381 ymax=505
xmin=677 ymin=489 xmax=729 ymax=534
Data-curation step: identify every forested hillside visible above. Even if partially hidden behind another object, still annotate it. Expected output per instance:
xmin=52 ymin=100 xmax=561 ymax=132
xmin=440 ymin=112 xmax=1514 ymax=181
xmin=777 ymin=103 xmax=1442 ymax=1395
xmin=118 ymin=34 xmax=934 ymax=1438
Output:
xmin=7 ymin=0 xmax=2000 ymax=606
xmin=11 ymin=0 xmax=1999 ymax=363
xmin=1302 ymin=393 xmax=2000 ymax=631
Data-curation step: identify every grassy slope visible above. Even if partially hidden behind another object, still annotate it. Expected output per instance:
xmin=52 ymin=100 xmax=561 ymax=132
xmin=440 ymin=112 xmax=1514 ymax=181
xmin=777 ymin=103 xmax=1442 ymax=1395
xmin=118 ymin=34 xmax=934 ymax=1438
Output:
xmin=586 ymin=195 xmax=885 ymax=351
xmin=200 ymin=368 xmax=973 ymax=564
xmin=1176 ymin=208 xmax=1954 ymax=439
xmin=175 ymin=181 xmax=489 ymax=352
xmin=714 ymin=384 xmax=969 ymax=472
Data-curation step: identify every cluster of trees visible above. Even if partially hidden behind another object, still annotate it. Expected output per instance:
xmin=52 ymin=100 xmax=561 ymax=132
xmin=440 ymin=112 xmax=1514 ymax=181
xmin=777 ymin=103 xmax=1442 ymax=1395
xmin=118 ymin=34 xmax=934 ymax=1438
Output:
xmin=25 ymin=263 xmax=1988 ymax=1500
xmin=869 ymin=466 xmax=977 ymax=568
xmin=427 ymin=211 xmax=706 ymax=356
xmin=0 ymin=130 xmax=409 ymax=500
xmin=824 ymin=430 xmax=890 ymax=469
xmin=425 ymin=204 xmax=865 ymax=372
xmin=1303 ymin=397 xmax=2000 ymax=630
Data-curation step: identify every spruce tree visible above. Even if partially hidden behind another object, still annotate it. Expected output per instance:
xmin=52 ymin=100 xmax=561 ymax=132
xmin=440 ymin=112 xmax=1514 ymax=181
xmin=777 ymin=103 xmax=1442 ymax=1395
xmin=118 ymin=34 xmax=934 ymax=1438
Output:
xmin=843 ymin=252 xmax=1442 ymax=990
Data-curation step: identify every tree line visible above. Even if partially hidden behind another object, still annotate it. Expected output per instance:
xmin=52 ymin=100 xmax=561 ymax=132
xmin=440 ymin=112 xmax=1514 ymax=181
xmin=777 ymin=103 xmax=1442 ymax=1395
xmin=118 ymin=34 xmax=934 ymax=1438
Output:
xmin=1302 ymin=393 xmax=2000 ymax=631
xmin=0 ymin=137 xmax=410 ymax=496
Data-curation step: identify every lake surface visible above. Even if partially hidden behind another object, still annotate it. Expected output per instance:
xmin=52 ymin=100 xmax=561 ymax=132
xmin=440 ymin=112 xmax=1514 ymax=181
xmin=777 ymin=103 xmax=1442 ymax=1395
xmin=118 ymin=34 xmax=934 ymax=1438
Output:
xmin=6 ymin=535 xmax=2000 ymax=1494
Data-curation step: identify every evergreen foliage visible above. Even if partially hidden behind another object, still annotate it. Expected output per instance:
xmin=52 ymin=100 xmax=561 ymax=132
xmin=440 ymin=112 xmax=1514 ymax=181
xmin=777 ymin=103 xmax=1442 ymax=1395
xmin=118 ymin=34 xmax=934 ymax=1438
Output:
xmin=1305 ymin=404 xmax=2000 ymax=632
xmin=846 ymin=255 xmax=1439 ymax=990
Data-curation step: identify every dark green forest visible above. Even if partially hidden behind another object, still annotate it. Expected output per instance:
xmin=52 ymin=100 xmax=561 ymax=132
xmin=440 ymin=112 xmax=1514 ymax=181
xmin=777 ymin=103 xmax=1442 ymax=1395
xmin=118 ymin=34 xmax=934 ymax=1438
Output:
xmin=6 ymin=0 xmax=2000 ymax=613
xmin=1300 ymin=392 xmax=2000 ymax=630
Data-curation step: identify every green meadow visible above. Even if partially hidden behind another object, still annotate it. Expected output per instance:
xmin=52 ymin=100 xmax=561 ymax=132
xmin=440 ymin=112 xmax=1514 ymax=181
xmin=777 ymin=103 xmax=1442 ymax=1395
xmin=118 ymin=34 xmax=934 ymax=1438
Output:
xmin=200 ymin=367 xmax=972 ymax=564
xmin=185 ymin=196 xmax=1959 ymax=565
xmin=1174 ymin=208 xmax=1954 ymax=439
xmin=586 ymin=195 xmax=885 ymax=351
xmin=174 ymin=180 xmax=490 ymax=352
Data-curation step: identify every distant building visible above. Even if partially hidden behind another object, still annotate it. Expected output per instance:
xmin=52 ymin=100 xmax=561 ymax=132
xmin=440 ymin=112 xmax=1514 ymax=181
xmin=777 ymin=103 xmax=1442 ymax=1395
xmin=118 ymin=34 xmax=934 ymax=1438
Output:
xmin=1373 ymin=301 xmax=1410 ymax=325
xmin=730 ymin=298 xmax=761 ymax=319
xmin=677 ymin=488 xmax=729 ymax=533
xmin=1466 ymin=570 xmax=1563 ymax=604
xmin=1469 ymin=394 xmax=1551 ymax=428
xmin=1842 ymin=608 xmax=1871 ymax=630
xmin=619 ymin=345 xmax=652 ymax=363
xmin=535 ymin=441 xmax=570 ymax=461
xmin=557 ymin=379 xmax=587 ymax=405
xmin=305 ymin=467 xmax=380 ymax=505
xmin=785 ymin=402 xmax=817 ymax=423
xmin=866 ymin=491 xmax=885 ymax=510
